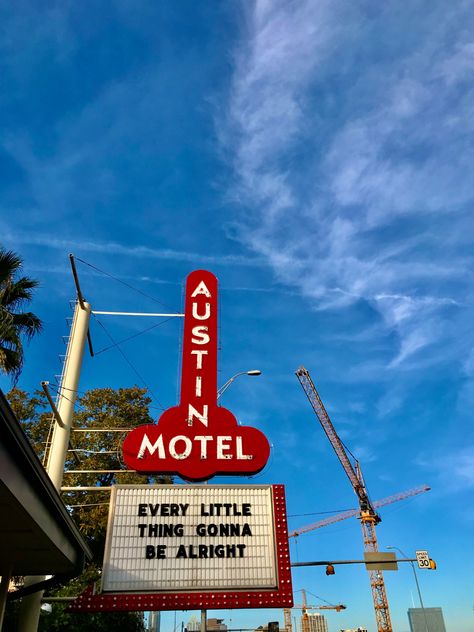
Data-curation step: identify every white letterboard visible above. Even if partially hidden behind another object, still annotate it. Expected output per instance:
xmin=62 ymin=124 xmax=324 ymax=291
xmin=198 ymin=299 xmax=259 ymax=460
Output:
xmin=102 ymin=485 xmax=278 ymax=593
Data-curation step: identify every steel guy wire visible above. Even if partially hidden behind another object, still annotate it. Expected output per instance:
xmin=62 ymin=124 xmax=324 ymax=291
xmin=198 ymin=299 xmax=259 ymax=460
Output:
xmin=91 ymin=313 xmax=165 ymax=410
xmin=93 ymin=316 xmax=175 ymax=356
xmin=75 ymin=256 xmax=176 ymax=310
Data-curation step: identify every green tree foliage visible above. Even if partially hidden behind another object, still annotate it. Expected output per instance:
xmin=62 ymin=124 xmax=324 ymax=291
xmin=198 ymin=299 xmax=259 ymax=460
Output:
xmin=36 ymin=563 xmax=146 ymax=632
xmin=6 ymin=385 xmax=169 ymax=632
xmin=8 ymin=387 xmax=50 ymax=462
xmin=66 ymin=386 xmax=171 ymax=554
xmin=9 ymin=385 xmax=171 ymax=553
xmin=0 ymin=248 xmax=42 ymax=382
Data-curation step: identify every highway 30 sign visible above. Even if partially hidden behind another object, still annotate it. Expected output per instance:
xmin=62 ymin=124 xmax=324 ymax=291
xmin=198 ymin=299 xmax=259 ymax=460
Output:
xmin=415 ymin=550 xmax=431 ymax=569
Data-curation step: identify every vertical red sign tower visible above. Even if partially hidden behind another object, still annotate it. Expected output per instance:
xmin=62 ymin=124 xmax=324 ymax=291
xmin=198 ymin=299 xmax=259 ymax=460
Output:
xmin=123 ymin=270 xmax=270 ymax=480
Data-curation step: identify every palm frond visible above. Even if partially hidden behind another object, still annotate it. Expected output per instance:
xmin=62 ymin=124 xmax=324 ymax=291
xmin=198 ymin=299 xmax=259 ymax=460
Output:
xmin=0 ymin=346 xmax=23 ymax=383
xmin=11 ymin=312 xmax=42 ymax=339
xmin=0 ymin=249 xmax=23 ymax=284
xmin=0 ymin=247 xmax=42 ymax=381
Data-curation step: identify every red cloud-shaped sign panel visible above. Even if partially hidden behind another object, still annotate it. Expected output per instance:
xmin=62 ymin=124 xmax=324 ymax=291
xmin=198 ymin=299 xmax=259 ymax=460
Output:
xmin=122 ymin=408 xmax=270 ymax=481
xmin=122 ymin=270 xmax=270 ymax=481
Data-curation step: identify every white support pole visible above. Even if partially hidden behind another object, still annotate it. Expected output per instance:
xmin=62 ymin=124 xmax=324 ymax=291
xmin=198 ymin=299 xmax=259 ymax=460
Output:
xmin=92 ymin=311 xmax=184 ymax=317
xmin=18 ymin=300 xmax=91 ymax=632
xmin=46 ymin=301 xmax=91 ymax=489
xmin=149 ymin=610 xmax=161 ymax=632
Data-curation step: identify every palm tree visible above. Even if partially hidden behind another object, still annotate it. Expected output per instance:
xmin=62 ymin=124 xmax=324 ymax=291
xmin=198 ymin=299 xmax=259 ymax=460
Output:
xmin=0 ymin=248 xmax=42 ymax=383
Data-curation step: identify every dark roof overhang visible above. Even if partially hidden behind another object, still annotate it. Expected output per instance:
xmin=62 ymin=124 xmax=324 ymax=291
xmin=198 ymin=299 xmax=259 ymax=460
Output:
xmin=0 ymin=389 xmax=91 ymax=577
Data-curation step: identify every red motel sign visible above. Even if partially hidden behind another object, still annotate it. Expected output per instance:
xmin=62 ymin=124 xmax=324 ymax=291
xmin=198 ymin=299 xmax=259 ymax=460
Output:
xmin=122 ymin=270 xmax=270 ymax=480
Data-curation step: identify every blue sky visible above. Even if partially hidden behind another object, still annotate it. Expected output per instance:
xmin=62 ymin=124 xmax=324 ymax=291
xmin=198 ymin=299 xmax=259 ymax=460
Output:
xmin=1 ymin=1 xmax=473 ymax=630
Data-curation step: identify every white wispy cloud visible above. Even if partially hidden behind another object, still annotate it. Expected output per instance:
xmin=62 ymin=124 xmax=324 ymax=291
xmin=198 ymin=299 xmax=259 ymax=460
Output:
xmin=418 ymin=444 xmax=474 ymax=493
xmin=1 ymin=231 xmax=266 ymax=268
xmin=0 ymin=3 xmax=77 ymax=74
xmin=351 ymin=444 xmax=377 ymax=464
xmin=452 ymin=448 xmax=474 ymax=488
xmin=221 ymin=0 xmax=474 ymax=371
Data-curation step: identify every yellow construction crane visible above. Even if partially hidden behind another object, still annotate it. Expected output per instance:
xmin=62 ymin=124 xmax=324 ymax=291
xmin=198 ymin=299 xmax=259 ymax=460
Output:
xmin=296 ymin=366 xmax=404 ymax=632
xmin=284 ymin=589 xmax=346 ymax=632
xmin=288 ymin=484 xmax=430 ymax=538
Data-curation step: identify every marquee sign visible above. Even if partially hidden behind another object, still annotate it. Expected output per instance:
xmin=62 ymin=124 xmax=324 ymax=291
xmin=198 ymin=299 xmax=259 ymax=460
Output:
xmin=68 ymin=484 xmax=293 ymax=612
xmin=122 ymin=270 xmax=271 ymax=481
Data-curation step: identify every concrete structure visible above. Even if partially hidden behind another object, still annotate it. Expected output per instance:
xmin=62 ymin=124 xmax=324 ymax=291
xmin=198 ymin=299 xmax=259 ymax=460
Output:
xmin=306 ymin=613 xmax=328 ymax=632
xmin=408 ymin=607 xmax=446 ymax=631
xmin=207 ymin=619 xmax=227 ymax=632
xmin=254 ymin=625 xmax=280 ymax=632
xmin=0 ymin=390 xmax=91 ymax=630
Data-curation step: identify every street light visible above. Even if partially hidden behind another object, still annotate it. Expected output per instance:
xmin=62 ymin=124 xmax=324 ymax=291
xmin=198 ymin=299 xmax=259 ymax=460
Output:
xmin=217 ymin=370 xmax=262 ymax=399
xmin=387 ymin=546 xmax=429 ymax=632
xmin=201 ymin=369 xmax=261 ymax=632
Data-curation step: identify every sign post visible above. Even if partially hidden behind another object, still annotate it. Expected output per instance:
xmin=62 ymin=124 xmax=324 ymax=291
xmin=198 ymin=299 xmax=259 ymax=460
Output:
xmin=364 ymin=552 xmax=398 ymax=571
xmin=69 ymin=270 xmax=293 ymax=614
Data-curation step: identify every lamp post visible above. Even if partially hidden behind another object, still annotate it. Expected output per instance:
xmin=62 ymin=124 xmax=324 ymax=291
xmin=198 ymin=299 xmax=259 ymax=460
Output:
xmin=197 ymin=369 xmax=262 ymax=632
xmin=387 ymin=546 xmax=429 ymax=632
xmin=217 ymin=370 xmax=262 ymax=400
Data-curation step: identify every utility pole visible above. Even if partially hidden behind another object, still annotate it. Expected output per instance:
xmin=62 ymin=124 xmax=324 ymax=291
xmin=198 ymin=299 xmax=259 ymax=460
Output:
xmin=149 ymin=610 xmax=161 ymax=632
xmin=46 ymin=299 xmax=91 ymax=487
xmin=18 ymin=256 xmax=91 ymax=632
xmin=387 ymin=546 xmax=429 ymax=632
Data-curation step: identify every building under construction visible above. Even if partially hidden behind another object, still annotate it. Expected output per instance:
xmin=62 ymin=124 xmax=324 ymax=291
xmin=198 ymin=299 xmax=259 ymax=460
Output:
xmin=305 ymin=613 xmax=328 ymax=632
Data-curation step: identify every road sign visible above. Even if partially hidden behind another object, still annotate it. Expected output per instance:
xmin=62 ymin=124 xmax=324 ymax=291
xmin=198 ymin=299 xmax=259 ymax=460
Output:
xmin=364 ymin=552 xmax=398 ymax=570
xmin=416 ymin=550 xmax=431 ymax=569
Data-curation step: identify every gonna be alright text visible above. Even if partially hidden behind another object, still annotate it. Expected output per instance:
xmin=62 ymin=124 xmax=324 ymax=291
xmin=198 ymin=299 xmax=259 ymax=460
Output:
xmin=136 ymin=501 xmax=255 ymax=560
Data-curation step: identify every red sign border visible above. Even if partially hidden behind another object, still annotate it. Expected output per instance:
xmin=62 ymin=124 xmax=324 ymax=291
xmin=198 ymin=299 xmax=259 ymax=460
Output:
xmin=67 ymin=485 xmax=293 ymax=612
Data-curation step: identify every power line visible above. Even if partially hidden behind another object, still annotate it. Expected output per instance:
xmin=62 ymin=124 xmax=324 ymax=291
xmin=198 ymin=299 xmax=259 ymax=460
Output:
xmin=75 ymin=257 xmax=176 ymax=310
xmin=52 ymin=383 xmax=84 ymax=395
xmin=288 ymin=508 xmax=355 ymax=517
xmin=92 ymin=313 xmax=165 ymax=410
xmin=93 ymin=316 xmax=175 ymax=356
xmin=48 ymin=384 xmax=76 ymax=406
xmin=51 ymin=377 xmax=162 ymax=414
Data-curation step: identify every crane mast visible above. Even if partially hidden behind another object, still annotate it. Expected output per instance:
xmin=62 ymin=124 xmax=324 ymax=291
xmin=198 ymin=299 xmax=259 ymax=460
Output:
xmin=295 ymin=366 xmax=393 ymax=632
xmin=300 ymin=589 xmax=310 ymax=632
